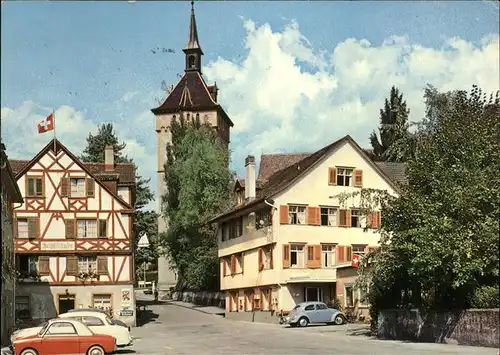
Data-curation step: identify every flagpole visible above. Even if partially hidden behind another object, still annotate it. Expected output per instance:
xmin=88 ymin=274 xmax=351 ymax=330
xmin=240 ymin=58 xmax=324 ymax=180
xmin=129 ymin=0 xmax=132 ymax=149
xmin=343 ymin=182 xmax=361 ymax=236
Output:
xmin=53 ymin=110 xmax=56 ymax=153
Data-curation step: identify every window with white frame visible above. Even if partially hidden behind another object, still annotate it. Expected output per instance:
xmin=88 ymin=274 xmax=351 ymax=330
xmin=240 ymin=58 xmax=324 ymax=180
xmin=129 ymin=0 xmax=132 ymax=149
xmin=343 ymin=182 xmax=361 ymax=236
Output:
xmin=336 ymin=168 xmax=353 ymax=187
xmin=78 ymin=255 xmax=97 ymax=273
xmin=70 ymin=178 xmax=86 ymax=197
xmin=290 ymin=244 xmax=305 ymax=268
xmin=92 ymin=294 xmax=112 ymax=311
xmin=288 ymin=205 xmax=306 ymax=224
xmin=320 ymin=207 xmax=337 ymax=226
xmin=77 ymin=220 xmax=97 ymax=238
xmin=26 ymin=177 xmax=43 ymax=197
xmin=351 ymin=209 xmax=362 ymax=227
xmin=17 ymin=219 xmax=29 ymax=238
xmin=321 ymin=244 xmax=336 ymax=268
xmin=352 ymin=245 xmax=367 ymax=256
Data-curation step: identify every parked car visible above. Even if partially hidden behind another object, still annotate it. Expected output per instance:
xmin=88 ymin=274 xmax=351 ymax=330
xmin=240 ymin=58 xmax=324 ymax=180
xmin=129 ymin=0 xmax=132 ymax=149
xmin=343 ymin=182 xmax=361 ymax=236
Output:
xmin=285 ymin=301 xmax=347 ymax=327
xmin=59 ymin=311 xmax=133 ymax=347
xmin=67 ymin=308 xmax=130 ymax=331
xmin=12 ymin=318 xmax=116 ymax=355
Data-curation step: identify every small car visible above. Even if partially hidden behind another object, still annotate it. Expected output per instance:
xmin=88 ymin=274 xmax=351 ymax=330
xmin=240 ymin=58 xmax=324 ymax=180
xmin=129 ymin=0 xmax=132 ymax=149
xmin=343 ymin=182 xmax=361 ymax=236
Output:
xmin=12 ymin=318 xmax=116 ymax=355
xmin=285 ymin=301 xmax=347 ymax=327
xmin=67 ymin=308 xmax=130 ymax=331
xmin=59 ymin=311 xmax=133 ymax=347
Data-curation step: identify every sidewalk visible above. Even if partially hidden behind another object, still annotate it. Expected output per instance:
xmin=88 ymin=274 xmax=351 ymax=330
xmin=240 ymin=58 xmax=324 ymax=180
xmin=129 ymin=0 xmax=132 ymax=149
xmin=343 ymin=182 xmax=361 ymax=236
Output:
xmin=167 ymin=300 xmax=225 ymax=316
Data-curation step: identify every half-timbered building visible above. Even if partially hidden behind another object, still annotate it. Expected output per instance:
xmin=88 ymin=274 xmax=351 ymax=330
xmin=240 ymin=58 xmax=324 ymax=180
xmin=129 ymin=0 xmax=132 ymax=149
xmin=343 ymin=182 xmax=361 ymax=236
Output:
xmin=10 ymin=139 xmax=136 ymax=327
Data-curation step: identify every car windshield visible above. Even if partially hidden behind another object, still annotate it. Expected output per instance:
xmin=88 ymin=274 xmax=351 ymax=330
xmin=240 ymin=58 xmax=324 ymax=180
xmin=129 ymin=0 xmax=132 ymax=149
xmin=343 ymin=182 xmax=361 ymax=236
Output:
xmin=292 ymin=305 xmax=301 ymax=311
xmin=38 ymin=322 xmax=49 ymax=335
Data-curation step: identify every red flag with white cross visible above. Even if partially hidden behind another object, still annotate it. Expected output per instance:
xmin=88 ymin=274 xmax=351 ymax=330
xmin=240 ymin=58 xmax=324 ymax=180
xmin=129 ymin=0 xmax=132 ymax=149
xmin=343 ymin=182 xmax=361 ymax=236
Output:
xmin=351 ymin=254 xmax=361 ymax=268
xmin=37 ymin=113 xmax=54 ymax=134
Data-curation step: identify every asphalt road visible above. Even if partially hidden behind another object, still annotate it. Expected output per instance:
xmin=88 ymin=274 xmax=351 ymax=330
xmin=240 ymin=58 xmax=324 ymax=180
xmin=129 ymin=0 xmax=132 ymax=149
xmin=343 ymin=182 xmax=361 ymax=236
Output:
xmin=128 ymin=300 xmax=498 ymax=355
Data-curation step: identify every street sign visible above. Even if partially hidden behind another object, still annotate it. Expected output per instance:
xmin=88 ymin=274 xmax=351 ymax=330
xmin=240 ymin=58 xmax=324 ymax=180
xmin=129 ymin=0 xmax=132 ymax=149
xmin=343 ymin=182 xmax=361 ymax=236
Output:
xmin=138 ymin=233 xmax=150 ymax=249
xmin=119 ymin=309 xmax=134 ymax=317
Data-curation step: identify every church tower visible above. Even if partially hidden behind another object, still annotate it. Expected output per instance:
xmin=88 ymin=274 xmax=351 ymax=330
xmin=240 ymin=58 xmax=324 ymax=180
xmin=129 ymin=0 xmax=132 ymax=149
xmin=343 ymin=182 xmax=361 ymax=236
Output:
xmin=152 ymin=1 xmax=234 ymax=294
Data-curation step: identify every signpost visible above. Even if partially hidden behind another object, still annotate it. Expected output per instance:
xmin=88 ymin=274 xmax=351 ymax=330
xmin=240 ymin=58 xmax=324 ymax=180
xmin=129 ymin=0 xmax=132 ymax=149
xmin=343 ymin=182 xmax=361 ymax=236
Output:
xmin=137 ymin=233 xmax=150 ymax=285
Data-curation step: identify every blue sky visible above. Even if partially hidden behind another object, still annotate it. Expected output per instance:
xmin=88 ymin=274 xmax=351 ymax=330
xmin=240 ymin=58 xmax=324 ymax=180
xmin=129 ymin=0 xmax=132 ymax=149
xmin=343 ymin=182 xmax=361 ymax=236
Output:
xmin=2 ymin=0 xmax=499 ymax=211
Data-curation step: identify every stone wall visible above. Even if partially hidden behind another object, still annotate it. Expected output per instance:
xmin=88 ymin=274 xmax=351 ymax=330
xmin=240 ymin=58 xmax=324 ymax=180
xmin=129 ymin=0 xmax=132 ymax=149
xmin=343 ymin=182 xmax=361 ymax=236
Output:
xmin=377 ymin=308 xmax=499 ymax=348
xmin=225 ymin=311 xmax=279 ymax=324
xmin=1 ymin=190 xmax=15 ymax=347
xmin=170 ymin=291 xmax=226 ymax=309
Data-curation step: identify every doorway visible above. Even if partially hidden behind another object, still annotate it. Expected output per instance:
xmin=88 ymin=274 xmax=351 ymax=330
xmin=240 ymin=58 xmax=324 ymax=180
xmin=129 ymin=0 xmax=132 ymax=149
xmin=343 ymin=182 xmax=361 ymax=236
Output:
xmin=305 ymin=287 xmax=323 ymax=302
xmin=58 ymin=294 xmax=76 ymax=314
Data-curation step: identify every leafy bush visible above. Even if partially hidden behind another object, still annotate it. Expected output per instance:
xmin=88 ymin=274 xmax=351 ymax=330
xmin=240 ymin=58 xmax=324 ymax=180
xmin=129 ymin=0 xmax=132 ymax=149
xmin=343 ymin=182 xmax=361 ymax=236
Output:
xmin=470 ymin=286 xmax=499 ymax=309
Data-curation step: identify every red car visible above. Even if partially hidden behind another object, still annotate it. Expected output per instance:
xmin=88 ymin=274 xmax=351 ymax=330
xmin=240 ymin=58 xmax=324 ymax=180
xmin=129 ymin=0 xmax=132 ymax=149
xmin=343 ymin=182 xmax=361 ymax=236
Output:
xmin=12 ymin=318 xmax=116 ymax=355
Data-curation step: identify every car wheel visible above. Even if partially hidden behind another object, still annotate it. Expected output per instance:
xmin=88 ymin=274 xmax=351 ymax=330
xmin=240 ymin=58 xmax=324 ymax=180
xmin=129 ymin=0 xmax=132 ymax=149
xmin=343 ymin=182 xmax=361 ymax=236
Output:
xmin=20 ymin=349 xmax=38 ymax=355
xmin=334 ymin=315 xmax=345 ymax=325
xmin=298 ymin=317 xmax=309 ymax=327
xmin=87 ymin=345 xmax=105 ymax=355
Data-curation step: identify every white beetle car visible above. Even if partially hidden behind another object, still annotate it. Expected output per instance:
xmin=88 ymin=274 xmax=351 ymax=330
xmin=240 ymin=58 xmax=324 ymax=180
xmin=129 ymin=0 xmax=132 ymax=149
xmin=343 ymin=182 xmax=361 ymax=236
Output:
xmin=58 ymin=311 xmax=133 ymax=348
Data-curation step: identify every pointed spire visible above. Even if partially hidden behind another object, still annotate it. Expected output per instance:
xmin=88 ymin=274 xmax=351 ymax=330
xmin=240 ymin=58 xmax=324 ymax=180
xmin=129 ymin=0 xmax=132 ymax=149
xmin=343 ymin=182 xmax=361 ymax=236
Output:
xmin=184 ymin=1 xmax=203 ymax=54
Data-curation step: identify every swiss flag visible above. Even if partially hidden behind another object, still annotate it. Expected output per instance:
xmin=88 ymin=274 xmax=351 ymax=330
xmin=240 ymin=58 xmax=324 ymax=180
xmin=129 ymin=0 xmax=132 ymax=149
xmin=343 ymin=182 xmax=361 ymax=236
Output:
xmin=351 ymin=254 xmax=361 ymax=268
xmin=37 ymin=113 xmax=54 ymax=134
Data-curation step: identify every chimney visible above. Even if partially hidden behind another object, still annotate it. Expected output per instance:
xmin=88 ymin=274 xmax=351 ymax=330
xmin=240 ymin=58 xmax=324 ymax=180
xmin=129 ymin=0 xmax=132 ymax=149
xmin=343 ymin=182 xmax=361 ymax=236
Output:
xmin=104 ymin=145 xmax=114 ymax=171
xmin=245 ymin=155 xmax=256 ymax=200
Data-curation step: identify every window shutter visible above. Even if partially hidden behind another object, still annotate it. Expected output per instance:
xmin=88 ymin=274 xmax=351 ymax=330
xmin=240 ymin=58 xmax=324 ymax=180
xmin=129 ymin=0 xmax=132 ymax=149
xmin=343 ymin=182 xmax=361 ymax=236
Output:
xmin=337 ymin=245 xmax=345 ymax=263
xmin=258 ymin=248 xmax=263 ymax=271
xmin=222 ymin=258 xmax=227 ymax=277
xmin=307 ymin=207 xmax=320 ymax=226
xmin=98 ymin=219 xmax=107 ymax=238
xmin=328 ymin=167 xmax=337 ymax=185
xmin=279 ymin=205 xmax=289 ymax=224
xmin=376 ymin=211 xmax=381 ymax=229
xmin=306 ymin=245 xmax=314 ymax=268
xmin=27 ymin=178 xmax=35 ymax=196
xmin=313 ymin=245 xmax=321 ymax=268
xmin=346 ymin=210 xmax=352 ymax=227
xmin=66 ymin=256 xmax=78 ymax=276
xmin=241 ymin=253 xmax=244 ymax=274
xmin=86 ymin=178 xmax=95 ymax=198
xmin=353 ymin=169 xmax=363 ymax=188
xmin=270 ymin=246 xmax=274 ymax=269
xmin=27 ymin=217 xmax=39 ymax=238
xmin=230 ymin=255 xmax=236 ymax=275
xmin=38 ymin=256 xmax=50 ymax=276
xmin=367 ymin=212 xmax=374 ymax=228
xmin=65 ymin=219 xmax=76 ymax=239
xmin=339 ymin=210 xmax=347 ymax=227
xmin=97 ymin=256 xmax=108 ymax=275
xmin=282 ymin=244 xmax=290 ymax=268
xmin=346 ymin=246 xmax=353 ymax=262
xmin=61 ymin=178 xmax=69 ymax=197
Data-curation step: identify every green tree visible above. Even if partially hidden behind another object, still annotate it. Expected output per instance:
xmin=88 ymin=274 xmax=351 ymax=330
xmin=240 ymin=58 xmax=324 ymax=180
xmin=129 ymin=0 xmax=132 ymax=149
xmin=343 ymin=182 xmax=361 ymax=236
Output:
xmin=369 ymin=86 xmax=410 ymax=162
xmin=160 ymin=114 xmax=231 ymax=291
xmin=80 ymin=123 xmax=158 ymax=268
xmin=339 ymin=85 xmax=500 ymax=328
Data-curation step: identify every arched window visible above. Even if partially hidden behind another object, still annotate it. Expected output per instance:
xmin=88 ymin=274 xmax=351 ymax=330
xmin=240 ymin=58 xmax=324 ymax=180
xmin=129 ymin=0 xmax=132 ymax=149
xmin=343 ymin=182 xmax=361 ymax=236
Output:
xmin=188 ymin=55 xmax=196 ymax=68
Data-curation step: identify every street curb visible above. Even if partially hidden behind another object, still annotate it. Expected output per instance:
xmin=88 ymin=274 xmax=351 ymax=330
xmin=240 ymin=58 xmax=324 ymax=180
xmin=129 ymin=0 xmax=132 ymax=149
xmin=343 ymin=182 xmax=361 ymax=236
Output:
xmin=167 ymin=301 xmax=225 ymax=317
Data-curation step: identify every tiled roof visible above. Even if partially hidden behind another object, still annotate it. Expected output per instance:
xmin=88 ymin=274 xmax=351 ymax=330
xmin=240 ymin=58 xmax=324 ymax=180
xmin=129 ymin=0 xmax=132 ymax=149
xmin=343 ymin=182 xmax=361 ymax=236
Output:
xmin=10 ymin=160 xmax=135 ymax=185
xmin=257 ymin=149 xmax=406 ymax=184
xmin=151 ymin=71 xmax=217 ymax=113
xmin=211 ymin=136 xmax=407 ymax=222
xmin=258 ymin=153 xmax=310 ymax=181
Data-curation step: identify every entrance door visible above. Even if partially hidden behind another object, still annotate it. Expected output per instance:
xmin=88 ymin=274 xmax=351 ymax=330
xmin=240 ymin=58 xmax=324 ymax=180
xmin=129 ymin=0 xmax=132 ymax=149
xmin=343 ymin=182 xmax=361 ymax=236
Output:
xmin=58 ymin=295 xmax=75 ymax=314
xmin=305 ymin=287 xmax=322 ymax=302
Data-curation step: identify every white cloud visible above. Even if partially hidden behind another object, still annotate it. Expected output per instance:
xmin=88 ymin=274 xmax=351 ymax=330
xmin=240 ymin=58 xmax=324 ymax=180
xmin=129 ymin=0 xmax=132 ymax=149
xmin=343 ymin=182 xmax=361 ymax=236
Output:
xmin=204 ymin=19 xmax=500 ymax=171
xmin=2 ymin=18 xmax=499 ymax=213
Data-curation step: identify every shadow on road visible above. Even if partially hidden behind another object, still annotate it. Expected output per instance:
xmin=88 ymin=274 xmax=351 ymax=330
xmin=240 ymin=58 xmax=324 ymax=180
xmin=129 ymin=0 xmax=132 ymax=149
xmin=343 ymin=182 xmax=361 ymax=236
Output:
xmin=115 ymin=350 xmax=136 ymax=354
xmin=136 ymin=299 xmax=160 ymax=327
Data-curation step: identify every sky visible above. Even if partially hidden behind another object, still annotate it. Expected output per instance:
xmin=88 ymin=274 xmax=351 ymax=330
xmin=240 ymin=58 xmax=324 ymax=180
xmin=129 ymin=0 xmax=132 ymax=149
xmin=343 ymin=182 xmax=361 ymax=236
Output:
xmin=1 ymin=0 xmax=499 ymax=212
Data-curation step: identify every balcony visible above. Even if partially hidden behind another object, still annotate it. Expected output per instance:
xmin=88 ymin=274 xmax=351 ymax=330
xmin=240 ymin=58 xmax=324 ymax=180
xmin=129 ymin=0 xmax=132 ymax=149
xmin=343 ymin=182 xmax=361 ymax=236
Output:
xmin=219 ymin=226 xmax=273 ymax=257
